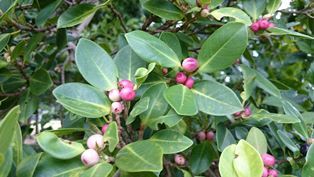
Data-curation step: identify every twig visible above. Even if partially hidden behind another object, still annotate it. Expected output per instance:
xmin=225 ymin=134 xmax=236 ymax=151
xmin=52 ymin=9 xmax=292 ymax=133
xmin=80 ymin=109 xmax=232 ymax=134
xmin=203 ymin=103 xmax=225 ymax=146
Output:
xmin=109 ymin=4 xmax=128 ymax=33
xmin=0 ymin=90 xmax=25 ymax=97
xmin=115 ymin=114 xmax=126 ymax=147
xmin=113 ymin=170 xmax=120 ymax=177
xmin=142 ymin=15 xmax=154 ymax=30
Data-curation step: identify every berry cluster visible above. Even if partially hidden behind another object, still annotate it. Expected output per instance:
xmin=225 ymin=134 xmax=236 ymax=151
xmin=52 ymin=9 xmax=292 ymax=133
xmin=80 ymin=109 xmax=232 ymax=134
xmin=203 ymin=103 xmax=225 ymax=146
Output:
xmin=81 ymin=134 xmax=105 ymax=166
xmin=261 ymin=153 xmax=278 ymax=177
xmin=250 ymin=18 xmax=274 ymax=33
xmin=197 ymin=130 xmax=215 ymax=141
xmin=234 ymin=107 xmax=252 ymax=119
xmin=175 ymin=57 xmax=199 ymax=89
xmin=108 ymin=80 xmax=136 ymax=114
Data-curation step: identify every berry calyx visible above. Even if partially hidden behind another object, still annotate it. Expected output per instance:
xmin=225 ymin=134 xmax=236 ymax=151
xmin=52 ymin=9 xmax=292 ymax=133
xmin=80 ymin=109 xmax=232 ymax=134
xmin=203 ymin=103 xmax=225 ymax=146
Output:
xmin=182 ymin=57 xmax=199 ymax=72
xmin=108 ymin=89 xmax=121 ymax=102
xmin=184 ymin=77 xmax=195 ymax=89
xmin=268 ymin=169 xmax=278 ymax=177
xmin=120 ymin=87 xmax=136 ymax=101
xmin=81 ymin=149 xmax=100 ymax=166
xmin=261 ymin=153 xmax=276 ymax=167
xmin=87 ymin=134 xmax=105 ymax=150
xmin=176 ymin=72 xmax=187 ymax=84
xmin=101 ymin=124 xmax=109 ymax=134
xmin=262 ymin=167 xmax=269 ymax=177
xmin=118 ymin=80 xmax=134 ymax=89
xmin=174 ymin=154 xmax=186 ymax=166
xmin=111 ymin=102 xmax=124 ymax=114
xmin=197 ymin=131 xmax=206 ymax=141
xmin=206 ymin=131 xmax=215 ymax=141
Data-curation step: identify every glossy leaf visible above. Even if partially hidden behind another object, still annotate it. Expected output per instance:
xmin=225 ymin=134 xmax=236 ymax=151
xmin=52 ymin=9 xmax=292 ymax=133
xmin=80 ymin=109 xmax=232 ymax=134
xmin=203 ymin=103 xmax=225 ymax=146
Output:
xmin=160 ymin=32 xmax=183 ymax=59
xmin=251 ymin=110 xmax=300 ymax=123
xmin=125 ymin=30 xmax=181 ymax=67
xmin=29 ymin=69 xmax=53 ymax=95
xmin=80 ymin=162 xmax=113 ymax=177
xmin=198 ymin=22 xmax=248 ymax=72
xmin=53 ymin=83 xmax=111 ymax=118
xmin=57 ymin=3 xmax=97 ymax=28
xmin=36 ymin=131 xmax=85 ymax=159
xmin=135 ymin=63 xmax=156 ymax=88
xmin=192 ymin=81 xmax=243 ymax=116
xmin=266 ymin=0 xmax=282 ymax=14
xmin=210 ymin=8 xmax=252 ymax=25
xmin=216 ymin=124 xmax=236 ymax=151
xmin=127 ymin=97 xmax=150 ymax=125
xmin=190 ymin=141 xmax=217 ymax=175
xmin=0 ymin=148 xmax=13 ymax=177
xmin=143 ymin=0 xmax=184 ymax=20
xmin=54 ymin=167 xmax=85 ymax=177
xmin=302 ymin=145 xmax=314 ymax=176
xmin=149 ymin=129 xmax=193 ymax=154
xmin=277 ymin=130 xmax=299 ymax=153
xmin=16 ymin=153 xmax=42 ymax=177
xmin=219 ymin=144 xmax=238 ymax=177
xmin=246 ymin=127 xmax=267 ymax=154
xmin=241 ymin=0 xmax=266 ymax=20
xmin=115 ymin=140 xmax=163 ymax=172
xmin=12 ymin=122 xmax=23 ymax=165
xmin=0 ymin=33 xmax=10 ymax=52
xmin=164 ymin=84 xmax=198 ymax=116
xmin=76 ymin=38 xmax=118 ymax=91
xmin=146 ymin=109 xmax=183 ymax=130
xmin=36 ymin=0 xmax=62 ymax=26
xmin=114 ymin=46 xmax=146 ymax=82
xmin=268 ymin=27 xmax=314 ymax=40
xmin=103 ymin=122 xmax=119 ymax=152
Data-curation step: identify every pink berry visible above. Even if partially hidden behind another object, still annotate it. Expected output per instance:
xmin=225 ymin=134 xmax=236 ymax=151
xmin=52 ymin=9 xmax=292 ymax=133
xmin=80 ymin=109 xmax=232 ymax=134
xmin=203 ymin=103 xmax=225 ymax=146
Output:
xmin=234 ymin=111 xmax=242 ymax=117
xmin=262 ymin=167 xmax=269 ymax=177
xmin=261 ymin=153 xmax=276 ymax=167
xmin=184 ymin=77 xmax=194 ymax=89
xmin=108 ymin=89 xmax=121 ymax=102
xmin=206 ymin=131 xmax=215 ymax=141
xmin=87 ymin=134 xmax=104 ymax=150
xmin=162 ymin=68 xmax=168 ymax=75
xmin=119 ymin=87 xmax=136 ymax=101
xmin=174 ymin=154 xmax=186 ymax=166
xmin=111 ymin=102 xmax=124 ymax=114
xmin=197 ymin=131 xmax=206 ymax=141
xmin=258 ymin=19 xmax=270 ymax=30
xmin=242 ymin=107 xmax=252 ymax=117
xmin=182 ymin=57 xmax=199 ymax=72
xmin=200 ymin=8 xmax=210 ymax=17
xmin=118 ymin=80 xmax=134 ymax=89
xmin=268 ymin=22 xmax=275 ymax=28
xmin=250 ymin=22 xmax=260 ymax=32
xmin=268 ymin=169 xmax=278 ymax=177
xmin=81 ymin=149 xmax=100 ymax=166
xmin=176 ymin=72 xmax=187 ymax=84
xmin=101 ymin=124 xmax=109 ymax=134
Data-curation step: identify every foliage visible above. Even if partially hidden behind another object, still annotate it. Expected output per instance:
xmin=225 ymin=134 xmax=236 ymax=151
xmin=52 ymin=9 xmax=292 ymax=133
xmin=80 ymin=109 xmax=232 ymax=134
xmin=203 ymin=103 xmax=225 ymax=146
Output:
xmin=0 ymin=0 xmax=314 ymax=177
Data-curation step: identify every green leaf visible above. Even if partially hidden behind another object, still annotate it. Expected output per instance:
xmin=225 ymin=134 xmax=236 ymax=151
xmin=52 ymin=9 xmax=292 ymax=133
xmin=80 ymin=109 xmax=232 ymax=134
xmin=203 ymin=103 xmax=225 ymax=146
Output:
xmin=277 ymin=130 xmax=299 ymax=153
xmin=210 ymin=0 xmax=224 ymax=8
xmin=302 ymin=112 xmax=314 ymax=124
xmin=103 ymin=122 xmax=119 ymax=152
xmin=246 ymin=127 xmax=267 ymax=154
xmin=140 ymin=83 xmax=168 ymax=127
xmin=16 ymin=153 xmax=42 ymax=177
xmin=0 ymin=106 xmax=19 ymax=164
xmin=143 ymin=0 xmax=184 ymax=20
xmin=251 ymin=110 xmax=300 ymax=123
xmin=149 ymin=129 xmax=193 ymax=154
xmin=29 ymin=69 xmax=53 ymax=95
xmin=0 ymin=148 xmax=13 ymax=177
xmin=302 ymin=144 xmax=314 ymax=176
xmin=53 ymin=83 xmax=111 ymax=118
xmin=54 ymin=167 xmax=85 ymax=177
xmin=266 ymin=0 xmax=281 ymax=14
xmin=146 ymin=109 xmax=183 ymax=130
xmin=241 ymin=0 xmax=266 ymax=20
xmin=219 ymin=144 xmax=238 ymax=177
xmin=268 ymin=27 xmax=314 ymax=40
xmin=125 ymin=30 xmax=180 ymax=67
xmin=164 ymin=85 xmax=198 ymax=116
xmin=127 ymin=97 xmax=150 ymax=125
xmin=114 ymin=46 xmax=146 ymax=82
xmin=33 ymin=154 xmax=83 ymax=177
xmin=36 ymin=131 xmax=85 ymax=159
xmin=76 ymin=38 xmax=118 ymax=91
xmin=192 ymin=81 xmax=243 ymax=116
xmin=80 ymin=162 xmax=113 ymax=177
xmin=12 ymin=122 xmax=23 ymax=165
xmin=160 ymin=32 xmax=183 ymax=59
xmin=216 ymin=124 xmax=236 ymax=151
xmin=19 ymin=91 xmax=39 ymax=121
xmin=116 ymin=140 xmax=163 ymax=172
xmin=135 ymin=63 xmax=156 ymax=88
xmin=233 ymin=140 xmax=263 ymax=177
xmin=0 ymin=33 xmax=10 ymax=52
xmin=190 ymin=142 xmax=217 ymax=175
xmin=198 ymin=22 xmax=248 ymax=72
xmin=36 ymin=0 xmax=62 ymax=26
xmin=57 ymin=3 xmax=97 ymax=28
xmin=210 ymin=8 xmax=252 ymax=25
xmin=24 ymin=33 xmax=44 ymax=62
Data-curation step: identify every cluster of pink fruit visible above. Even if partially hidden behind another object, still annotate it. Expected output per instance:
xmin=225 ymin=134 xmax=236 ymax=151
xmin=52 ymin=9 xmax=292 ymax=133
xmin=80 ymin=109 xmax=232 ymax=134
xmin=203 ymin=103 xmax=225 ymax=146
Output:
xmin=108 ymin=80 xmax=136 ymax=114
xmin=175 ymin=57 xmax=199 ymax=89
xmin=234 ymin=107 xmax=252 ymax=118
xmin=250 ymin=18 xmax=274 ymax=33
xmin=262 ymin=153 xmax=278 ymax=177
xmin=197 ymin=130 xmax=215 ymax=141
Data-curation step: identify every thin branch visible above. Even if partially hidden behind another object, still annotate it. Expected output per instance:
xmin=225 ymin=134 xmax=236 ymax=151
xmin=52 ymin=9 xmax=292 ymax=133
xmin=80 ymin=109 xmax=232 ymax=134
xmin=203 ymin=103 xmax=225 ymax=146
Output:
xmin=109 ymin=4 xmax=128 ymax=33
xmin=142 ymin=15 xmax=154 ymax=30
xmin=115 ymin=114 xmax=126 ymax=147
